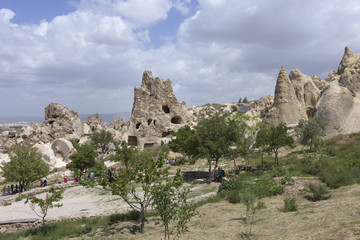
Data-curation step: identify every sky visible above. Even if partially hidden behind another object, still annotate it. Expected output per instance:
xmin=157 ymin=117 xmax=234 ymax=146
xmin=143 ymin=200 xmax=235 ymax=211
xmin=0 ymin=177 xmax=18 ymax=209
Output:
xmin=0 ymin=0 xmax=360 ymax=119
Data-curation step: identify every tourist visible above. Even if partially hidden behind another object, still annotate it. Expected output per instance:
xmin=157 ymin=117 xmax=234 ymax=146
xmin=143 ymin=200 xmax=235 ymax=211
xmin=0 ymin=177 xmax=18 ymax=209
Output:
xmin=58 ymin=177 xmax=62 ymax=184
xmin=2 ymin=186 xmax=5 ymax=195
xmin=7 ymin=186 xmax=10 ymax=195
xmin=43 ymin=177 xmax=47 ymax=187
xmin=74 ymin=176 xmax=77 ymax=182
xmin=90 ymin=172 xmax=94 ymax=180
xmin=10 ymin=184 xmax=14 ymax=194
xmin=64 ymin=176 xmax=67 ymax=183
xmin=15 ymin=184 xmax=18 ymax=194
xmin=40 ymin=179 xmax=43 ymax=187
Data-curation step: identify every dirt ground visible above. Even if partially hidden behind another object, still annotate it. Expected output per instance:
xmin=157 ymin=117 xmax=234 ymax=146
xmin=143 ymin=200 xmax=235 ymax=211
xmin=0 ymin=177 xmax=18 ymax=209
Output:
xmin=63 ymin=182 xmax=360 ymax=240
xmin=0 ymin=182 xmax=219 ymax=223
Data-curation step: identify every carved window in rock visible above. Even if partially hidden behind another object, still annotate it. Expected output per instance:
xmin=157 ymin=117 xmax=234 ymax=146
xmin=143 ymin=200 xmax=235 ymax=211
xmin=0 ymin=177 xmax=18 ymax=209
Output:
xmin=144 ymin=143 xmax=156 ymax=148
xmin=128 ymin=136 xmax=138 ymax=146
xmin=171 ymin=116 xmax=182 ymax=124
xmin=148 ymin=119 xmax=152 ymax=125
xmin=153 ymin=120 xmax=156 ymax=126
xmin=136 ymin=122 xmax=141 ymax=129
xmin=162 ymin=105 xmax=170 ymax=114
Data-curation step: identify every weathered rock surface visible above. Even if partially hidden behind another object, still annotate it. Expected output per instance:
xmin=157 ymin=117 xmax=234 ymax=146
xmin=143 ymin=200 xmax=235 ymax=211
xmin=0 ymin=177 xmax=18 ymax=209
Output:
xmin=109 ymin=117 xmax=124 ymax=129
xmin=265 ymin=67 xmax=308 ymax=125
xmin=51 ymin=138 xmax=75 ymax=162
xmin=289 ymin=69 xmax=320 ymax=117
xmin=127 ymin=71 xmax=190 ymax=148
xmin=85 ymin=114 xmax=106 ymax=133
xmin=315 ymin=47 xmax=360 ymax=137
xmin=35 ymin=103 xmax=83 ymax=142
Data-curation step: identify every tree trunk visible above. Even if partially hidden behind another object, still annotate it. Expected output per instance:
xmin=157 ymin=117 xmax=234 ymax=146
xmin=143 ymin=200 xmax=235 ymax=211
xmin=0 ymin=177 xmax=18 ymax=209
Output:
xmin=140 ymin=206 xmax=145 ymax=233
xmin=274 ymin=151 xmax=278 ymax=167
xmin=261 ymin=152 xmax=264 ymax=169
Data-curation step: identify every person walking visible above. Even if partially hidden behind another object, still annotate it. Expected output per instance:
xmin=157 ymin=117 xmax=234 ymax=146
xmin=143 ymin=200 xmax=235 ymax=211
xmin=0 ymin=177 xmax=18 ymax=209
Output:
xmin=7 ymin=186 xmax=10 ymax=195
xmin=2 ymin=186 xmax=5 ymax=196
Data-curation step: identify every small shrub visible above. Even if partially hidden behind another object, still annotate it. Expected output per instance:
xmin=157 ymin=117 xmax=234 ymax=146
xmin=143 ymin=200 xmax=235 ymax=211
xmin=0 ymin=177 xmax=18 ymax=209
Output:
xmin=269 ymin=181 xmax=285 ymax=195
xmin=283 ymin=197 xmax=298 ymax=212
xmin=305 ymin=183 xmax=330 ymax=201
xmin=256 ymin=201 xmax=266 ymax=210
xmin=15 ymin=196 xmax=22 ymax=202
xmin=281 ymin=174 xmax=295 ymax=185
xmin=109 ymin=210 xmax=141 ymax=224
xmin=272 ymin=168 xmax=286 ymax=177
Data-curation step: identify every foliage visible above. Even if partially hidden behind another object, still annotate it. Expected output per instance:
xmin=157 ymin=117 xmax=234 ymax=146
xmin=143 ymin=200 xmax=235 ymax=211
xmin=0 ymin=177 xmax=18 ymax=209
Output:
xmin=238 ymin=97 xmax=242 ymax=103
xmin=281 ymin=174 xmax=295 ymax=185
xmin=195 ymin=115 xmax=237 ymax=175
xmin=66 ymin=142 xmax=97 ymax=179
xmin=305 ymin=183 xmax=330 ymax=201
xmin=1 ymin=146 xmax=49 ymax=191
xmin=84 ymin=142 xmax=169 ymax=233
xmin=90 ymin=130 xmax=113 ymax=153
xmin=169 ymin=126 xmax=201 ymax=161
xmin=218 ymin=172 xmax=284 ymax=203
xmin=283 ymin=197 xmax=298 ymax=212
xmin=295 ymin=117 xmax=328 ymax=151
xmin=242 ymin=97 xmax=248 ymax=103
xmin=109 ymin=211 xmax=141 ymax=224
xmin=255 ymin=123 xmax=295 ymax=167
xmin=151 ymin=170 xmax=198 ymax=240
xmin=22 ymin=187 xmax=64 ymax=228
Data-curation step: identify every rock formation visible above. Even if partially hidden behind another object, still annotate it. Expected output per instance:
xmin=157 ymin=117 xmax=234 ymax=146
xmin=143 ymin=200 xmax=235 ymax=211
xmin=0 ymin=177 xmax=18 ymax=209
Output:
xmin=126 ymin=71 xmax=190 ymax=148
xmin=315 ymin=47 xmax=360 ymax=137
xmin=84 ymin=113 xmax=106 ymax=133
xmin=265 ymin=67 xmax=308 ymax=126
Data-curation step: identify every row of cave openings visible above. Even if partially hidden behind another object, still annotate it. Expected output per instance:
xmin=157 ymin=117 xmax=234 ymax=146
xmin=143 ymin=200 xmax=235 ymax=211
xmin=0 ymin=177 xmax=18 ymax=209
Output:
xmin=134 ymin=104 xmax=183 ymax=130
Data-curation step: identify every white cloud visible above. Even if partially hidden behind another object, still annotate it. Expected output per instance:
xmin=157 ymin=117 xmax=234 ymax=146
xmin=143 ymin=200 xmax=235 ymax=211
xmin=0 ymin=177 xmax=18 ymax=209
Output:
xmin=1 ymin=0 xmax=360 ymax=118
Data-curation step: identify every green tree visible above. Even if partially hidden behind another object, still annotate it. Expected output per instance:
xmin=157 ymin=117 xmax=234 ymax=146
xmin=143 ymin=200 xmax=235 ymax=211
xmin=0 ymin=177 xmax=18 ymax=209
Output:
xmin=255 ymin=123 xmax=295 ymax=167
xmin=242 ymin=97 xmax=248 ymax=103
xmin=151 ymin=170 xmax=198 ymax=240
xmin=90 ymin=130 xmax=113 ymax=154
xmin=66 ymin=142 xmax=97 ymax=179
xmin=1 ymin=146 xmax=49 ymax=191
xmin=86 ymin=142 xmax=169 ymax=233
xmin=295 ymin=116 xmax=328 ymax=151
xmin=22 ymin=187 xmax=64 ymax=228
xmin=238 ymin=97 xmax=242 ymax=103
xmin=195 ymin=115 xmax=237 ymax=176
xmin=169 ymin=126 xmax=201 ymax=162
xmin=230 ymin=115 xmax=259 ymax=168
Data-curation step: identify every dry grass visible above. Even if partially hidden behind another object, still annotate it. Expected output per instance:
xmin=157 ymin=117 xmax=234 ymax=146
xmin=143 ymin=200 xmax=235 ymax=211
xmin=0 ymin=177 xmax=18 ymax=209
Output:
xmin=65 ymin=183 xmax=360 ymax=240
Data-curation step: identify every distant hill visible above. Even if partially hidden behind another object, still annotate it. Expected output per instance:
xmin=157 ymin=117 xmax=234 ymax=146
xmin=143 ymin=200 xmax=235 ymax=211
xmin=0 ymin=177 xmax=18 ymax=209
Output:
xmin=0 ymin=112 xmax=131 ymax=123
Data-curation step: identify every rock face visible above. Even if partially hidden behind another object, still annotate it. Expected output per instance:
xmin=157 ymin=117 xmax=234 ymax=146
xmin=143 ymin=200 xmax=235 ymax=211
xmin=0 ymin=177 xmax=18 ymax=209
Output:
xmin=85 ymin=114 xmax=106 ymax=132
xmin=127 ymin=71 xmax=190 ymax=148
xmin=109 ymin=117 xmax=124 ymax=129
xmin=315 ymin=47 xmax=360 ymax=137
xmin=265 ymin=67 xmax=308 ymax=125
xmin=37 ymin=103 xmax=83 ymax=142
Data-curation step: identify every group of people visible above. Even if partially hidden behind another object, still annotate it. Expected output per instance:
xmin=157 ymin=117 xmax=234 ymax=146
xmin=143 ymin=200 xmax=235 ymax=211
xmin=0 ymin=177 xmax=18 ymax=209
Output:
xmin=2 ymin=184 xmax=22 ymax=196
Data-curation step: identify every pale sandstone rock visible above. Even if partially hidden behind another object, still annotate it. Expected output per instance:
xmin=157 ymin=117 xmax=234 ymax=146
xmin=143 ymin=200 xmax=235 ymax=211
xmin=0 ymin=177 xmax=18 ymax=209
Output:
xmin=265 ymin=67 xmax=307 ymax=125
xmin=127 ymin=71 xmax=190 ymax=148
xmin=85 ymin=113 xmax=106 ymax=132
xmin=337 ymin=46 xmax=360 ymax=75
xmin=109 ymin=117 xmax=124 ymax=129
xmin=289 ymin=69 xmax=320 ymax=117
xmin=51 ymin=138 xmax=75 ymax=162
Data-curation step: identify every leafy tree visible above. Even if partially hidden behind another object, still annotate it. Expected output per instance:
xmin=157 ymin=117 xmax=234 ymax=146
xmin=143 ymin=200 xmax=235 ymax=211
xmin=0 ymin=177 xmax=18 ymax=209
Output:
xmin=169 ymin=126 xmax=201 ymax=161
xmin=85 ymin=142 xmax=169 ymax=233
xmin=90 ymin=130 xmax=113 ymax=153
xmin=22 ymin=187 xmax=64 ymax=228
xmin=255 ymin=123 xmax=295 ymax=167
xmin=295 ymin=116 xmax=328 ymax=151
xmin=238 ymin=97 xmax=242 ymax=103
xmin=66 ymin=142 xmax=97 ymax=179
xmin=242 ymin=97 xmax=248 ymax=103
xmin=230 ymin=115 xmax=259 ymax=167
xmin=151 ymin=170 xmax=198 ymax=240
xmin=195 ymin=115 xmax=237 ymax=176
xmin=1 ymin=146 xmax=49 ymax=191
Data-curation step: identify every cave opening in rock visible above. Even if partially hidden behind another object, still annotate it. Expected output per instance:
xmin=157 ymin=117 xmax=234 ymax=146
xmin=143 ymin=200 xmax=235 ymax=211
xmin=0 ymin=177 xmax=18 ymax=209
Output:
xmin=128 ymin=136 xmax=138 ymax=146
xmin=148 ymin=119 xmax=152 ymax=125
xmin=162 ymin=105 xmax=170 ymax=113
xmin=144 ymin=143 xmax=156 ymax=148
xmin=171 ymin=116 xmax=182 ymax=124
xmin=153 ymin=120 xmax=156 ymax=126
xmin=136 ymin=122 xmax=141 ymax=129
xmin=162 ymin=131 xmax=173 ymax=137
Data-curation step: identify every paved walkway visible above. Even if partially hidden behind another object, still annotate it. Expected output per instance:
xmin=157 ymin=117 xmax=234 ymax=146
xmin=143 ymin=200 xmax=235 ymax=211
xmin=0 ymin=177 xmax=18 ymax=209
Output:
xmin=0 ymin=194 xmax=14 ymax=201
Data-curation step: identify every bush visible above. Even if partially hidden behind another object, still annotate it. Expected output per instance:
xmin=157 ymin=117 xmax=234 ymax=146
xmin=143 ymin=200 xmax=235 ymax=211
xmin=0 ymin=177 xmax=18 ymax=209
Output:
xmin=318 ymin=158 xmax=354 ymax=188
xmin=272 ymin=168 xmax=286 ymax=177
xmin=305 ymin=183 xmax=330 ymax=201
xmin=281 ymin=174 xmax=295 ymax=185
xmin=109 ymin=211 xmax=141 ymax=224
xmin=283 ymin=197 xmax=298 ymax=212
